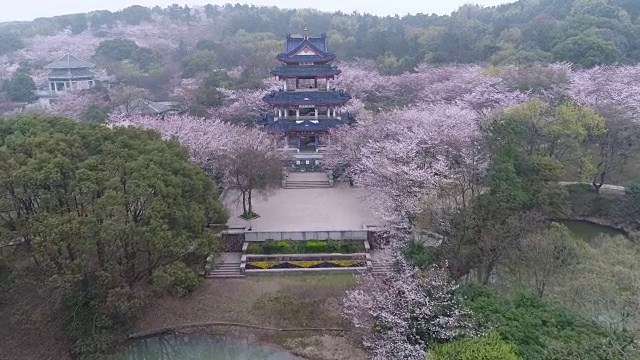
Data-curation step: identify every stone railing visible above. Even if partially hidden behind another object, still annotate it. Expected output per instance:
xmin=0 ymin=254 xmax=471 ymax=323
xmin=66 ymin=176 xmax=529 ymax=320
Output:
xmin=244 ymin=228 xmax=368 ymax=242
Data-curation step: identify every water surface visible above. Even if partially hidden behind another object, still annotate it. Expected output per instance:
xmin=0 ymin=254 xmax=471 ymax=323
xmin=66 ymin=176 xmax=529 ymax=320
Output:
xmin=108 ymin=334 xmax=304 ymax=360
xmin=557 ymin=219 xmax=627 ymax=245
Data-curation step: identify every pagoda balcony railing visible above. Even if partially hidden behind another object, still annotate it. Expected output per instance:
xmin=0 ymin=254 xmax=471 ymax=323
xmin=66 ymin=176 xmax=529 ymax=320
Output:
xmin=34 ymin=90 xmax=60 ymax=97
xmin=278 ymin=146 xmax=329 ymax=154
xmin=274 ymin=115 xmax=343 ymax=121
xmin=285 ymin=88 xmax=327 ymax=92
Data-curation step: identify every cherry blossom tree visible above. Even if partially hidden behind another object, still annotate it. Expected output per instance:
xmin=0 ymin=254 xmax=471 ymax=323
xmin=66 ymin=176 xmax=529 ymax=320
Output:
xmin=208 ymin=88 xmax=270 ymax=124
xmin=343 ymin=241 xmax=473 ymax=360
xmin=17 ymin=30 xmax=102 ymax=63
xmin=49 ymin=90 xmax=108 ymax=120
xmin=335 ymin=61 xmax=531 ymax=112
xmin=327 ymin=103 xmax=481 ymax=225
xmin=566 ymin=64 xmax=640 ymax=121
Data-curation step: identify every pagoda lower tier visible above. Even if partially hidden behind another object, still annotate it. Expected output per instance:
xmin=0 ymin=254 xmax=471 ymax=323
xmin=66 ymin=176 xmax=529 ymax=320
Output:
xmin=257 ymin=113 xmax=355 ymax=154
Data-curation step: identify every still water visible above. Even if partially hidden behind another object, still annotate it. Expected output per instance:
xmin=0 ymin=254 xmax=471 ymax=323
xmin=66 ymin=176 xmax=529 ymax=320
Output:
xmin=108 ymin=334 xmax=304 ymax=360
xmin=557 ymin=219 xmax=627 ymax=244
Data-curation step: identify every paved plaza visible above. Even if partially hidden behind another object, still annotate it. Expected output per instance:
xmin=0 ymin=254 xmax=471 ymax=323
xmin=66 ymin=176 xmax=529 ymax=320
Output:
xmin=223 ymin=183 xmax=379 ymax=231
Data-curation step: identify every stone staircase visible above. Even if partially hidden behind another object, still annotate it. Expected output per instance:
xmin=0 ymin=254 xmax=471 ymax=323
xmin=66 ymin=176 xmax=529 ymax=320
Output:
xmin=283 ymin=172 xmax=332 ymax=189
xmin=206 ymin=252 xmax=245 ymax=279
xmin=284 ymin=179 xmax=331 ymax=189
xmin=370 ymin=250 xmax=394 ymax=276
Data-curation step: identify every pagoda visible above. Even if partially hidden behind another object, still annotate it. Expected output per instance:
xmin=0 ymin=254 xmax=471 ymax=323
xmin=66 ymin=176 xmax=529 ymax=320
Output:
xmin=44 ymin=54 xmax=96 ymax=93
xmin=259 ymin=28 xmax=354 ymax=171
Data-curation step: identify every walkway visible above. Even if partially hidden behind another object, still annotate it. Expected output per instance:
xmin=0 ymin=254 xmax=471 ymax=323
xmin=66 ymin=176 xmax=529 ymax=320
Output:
xmin=558 ymin=182 xmax=627 ymax=192
xmin=223 ymin=183 xmax=379 ymax=232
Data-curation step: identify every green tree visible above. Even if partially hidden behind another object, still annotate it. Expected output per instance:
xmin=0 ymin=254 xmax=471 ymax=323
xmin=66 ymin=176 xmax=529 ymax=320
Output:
xmin=505 ymin=223 xmax=581 ymax=297
xmin=181 ymin=50 xmax=217 ymax=78
xmin=6 ymin=72 xmax=36 ymax=102
xmin=552 ymin=34 xmax=623 ymax=68
xmin=95 ymin=38 xmax=140 ymax=62
xmin=0 ymin=115 xmax=228 ymax=357
xmin=189 ymin=72 xmax=229 ymax=116
xmin=0 ymin=32 xmax=24 ymax=55
xmin=428 ymin=333 xmax=522 ymax=360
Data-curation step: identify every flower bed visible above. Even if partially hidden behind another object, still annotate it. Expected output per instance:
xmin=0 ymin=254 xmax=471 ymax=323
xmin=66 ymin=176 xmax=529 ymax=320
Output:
xmin=246 ymin=260 xmax=366 ymax=270
xmin=245 ymin=239 xmax=365 ymax=254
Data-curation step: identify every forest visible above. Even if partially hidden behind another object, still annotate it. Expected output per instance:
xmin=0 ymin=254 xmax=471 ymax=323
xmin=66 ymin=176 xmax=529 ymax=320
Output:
xmin=1 ymin=0 xmax=640 ymax=360
xmin=1 ymin=0 xmax=640 ymax=98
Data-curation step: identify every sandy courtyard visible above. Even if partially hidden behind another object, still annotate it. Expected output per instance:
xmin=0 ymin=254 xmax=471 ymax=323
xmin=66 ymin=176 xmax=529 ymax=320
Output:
xmin=223 ymin=183 xmax=379 ymax=231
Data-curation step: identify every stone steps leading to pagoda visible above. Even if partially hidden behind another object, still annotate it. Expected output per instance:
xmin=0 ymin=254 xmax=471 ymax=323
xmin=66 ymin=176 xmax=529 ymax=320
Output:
xmin=284 ymin=180 xmax=331 ymax=189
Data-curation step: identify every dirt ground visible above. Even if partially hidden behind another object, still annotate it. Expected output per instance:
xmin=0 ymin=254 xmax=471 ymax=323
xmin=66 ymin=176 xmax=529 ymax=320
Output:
xmin=134 ymin=274 xmax=368 ymax=360
xmin=0 ymin=274 xmax=70 ymax=360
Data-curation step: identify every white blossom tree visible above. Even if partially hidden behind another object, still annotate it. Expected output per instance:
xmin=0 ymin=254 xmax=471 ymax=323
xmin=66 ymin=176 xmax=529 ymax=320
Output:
xmin=343 ymin=240 xmax=473 ymax=360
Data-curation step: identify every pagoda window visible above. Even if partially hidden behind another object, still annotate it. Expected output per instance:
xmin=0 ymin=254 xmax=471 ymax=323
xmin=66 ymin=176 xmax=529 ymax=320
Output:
xmin=284 ymin=79 xmax=294 ymax=91
xmin=299 ymin=108 xmax=311 ymax=117
xmin=298 ymin=78 xmax=315 ymax=89
xmin=300 ymin=62 xmax=313 ymax=66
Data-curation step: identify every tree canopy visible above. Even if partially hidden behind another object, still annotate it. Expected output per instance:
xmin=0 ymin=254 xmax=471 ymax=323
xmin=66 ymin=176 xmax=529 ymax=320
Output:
xmin=0 ymin=115 xmax=227 ymax=356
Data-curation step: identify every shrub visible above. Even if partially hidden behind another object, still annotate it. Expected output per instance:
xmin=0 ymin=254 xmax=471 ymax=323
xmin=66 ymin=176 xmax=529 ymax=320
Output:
xmin=152 ymin=262 xmax=202 ymax=297
xmin=404 ymin=241 xmax=437 ymax=269
xmin=459 ymin=285 xmax=639 ymax=360
xmin=428 ymin=333 xmax=522 ymax=360
xmin=245 ymin=239 xmax=365 ymax=254
xmin=307 ymin=240 xmax=327 ymax=253
xmin=275 ymin=240 xmax=294 ymax=253
xmin=565 ymin=183 xmax=594 ymax=194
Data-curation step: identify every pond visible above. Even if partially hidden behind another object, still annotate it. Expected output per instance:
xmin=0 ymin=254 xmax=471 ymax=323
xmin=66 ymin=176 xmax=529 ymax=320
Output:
xmin=107 ymin=334 xmax=304 ymax=360
xmin=557 ymin=219 xmax=627 ymax=244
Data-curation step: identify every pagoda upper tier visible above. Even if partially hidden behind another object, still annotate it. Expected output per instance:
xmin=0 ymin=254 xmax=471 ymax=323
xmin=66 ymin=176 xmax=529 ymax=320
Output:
xmin=271 ymin=64 xmax=341 ymax=78
xmin=275 ymin=33 xmax=336 ymax=64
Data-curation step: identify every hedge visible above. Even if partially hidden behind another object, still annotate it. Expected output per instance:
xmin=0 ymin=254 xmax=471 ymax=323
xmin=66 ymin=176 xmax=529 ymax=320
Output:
xmin=245 ymin=239 xmax=365 ymax=254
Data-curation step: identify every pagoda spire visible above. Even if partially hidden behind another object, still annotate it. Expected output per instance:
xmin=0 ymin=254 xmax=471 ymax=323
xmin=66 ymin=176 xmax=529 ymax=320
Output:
xmin=304 ymin=24 xmax=308 ymax=39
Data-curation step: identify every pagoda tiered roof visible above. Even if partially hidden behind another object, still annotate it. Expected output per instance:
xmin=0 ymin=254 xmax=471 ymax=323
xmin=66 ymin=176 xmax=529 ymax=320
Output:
xmin=276 ymin=33 xmax=336 ymax=64
xmin=262 ymin=89 xmax=351 ymax=106
xmin=271 ymin=64 xmax=341 ymax=78
xmin=44 ymin=54 xmax=95 ymax=69
xmin=48 ymin=68 xmax=96 ymax=80
xmin=258 ymin=113 xmax=356 ymax=133
xmin=285 ymin=33 xmax=328 ymax=52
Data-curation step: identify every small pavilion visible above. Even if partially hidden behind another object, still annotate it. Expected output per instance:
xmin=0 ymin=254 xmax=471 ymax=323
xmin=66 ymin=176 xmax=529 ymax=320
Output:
xmin=44 ymin=54 xmax=96 ymax=93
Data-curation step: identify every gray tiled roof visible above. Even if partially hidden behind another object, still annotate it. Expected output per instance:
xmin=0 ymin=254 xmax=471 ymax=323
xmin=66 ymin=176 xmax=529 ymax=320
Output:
xmin=44 ymin=54 xmax=95 ymax=69
xmin=262 ymin=90 xmax=351 ymax=106
xmin=285 ymin=34 xmax=327 ymax=53
xmin=278 ymin=34 xmax=335 ymax=64
xmin=258 ymin=113 xmax=356 ymax=132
